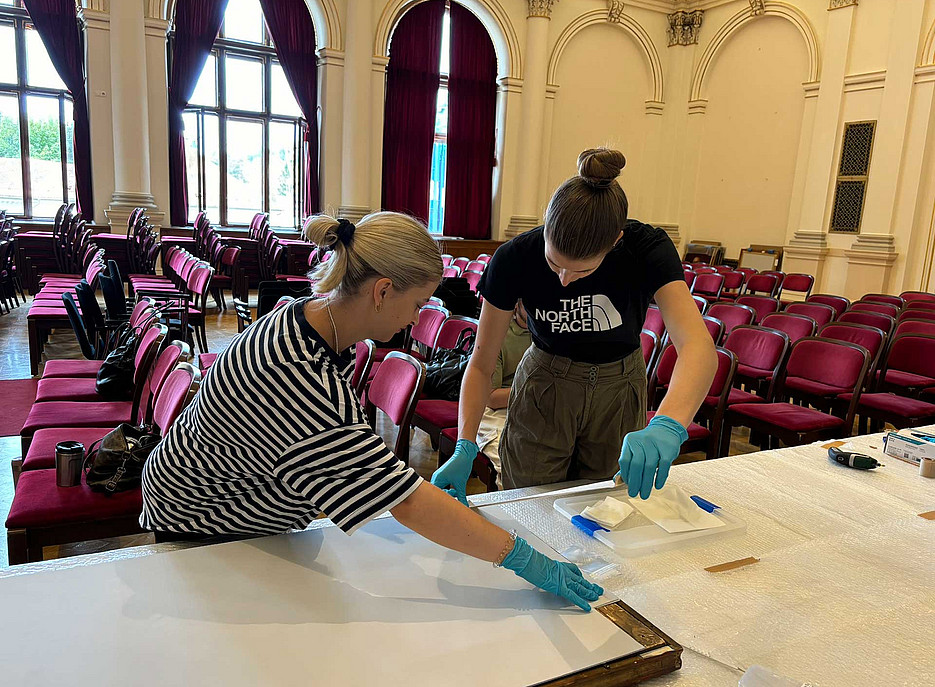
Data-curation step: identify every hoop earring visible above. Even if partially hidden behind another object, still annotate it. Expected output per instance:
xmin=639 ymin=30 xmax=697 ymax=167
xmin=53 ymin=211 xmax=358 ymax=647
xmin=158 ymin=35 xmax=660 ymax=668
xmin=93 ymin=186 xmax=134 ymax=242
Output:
xmin=375 ymin=303 xmax=383 ymax=313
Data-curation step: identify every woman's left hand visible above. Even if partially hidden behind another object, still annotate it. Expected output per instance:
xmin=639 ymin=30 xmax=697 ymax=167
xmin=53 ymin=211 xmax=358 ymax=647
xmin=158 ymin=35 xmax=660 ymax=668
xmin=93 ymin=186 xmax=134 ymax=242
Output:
xmin=616 ymin=415 xmax=688 ymax=499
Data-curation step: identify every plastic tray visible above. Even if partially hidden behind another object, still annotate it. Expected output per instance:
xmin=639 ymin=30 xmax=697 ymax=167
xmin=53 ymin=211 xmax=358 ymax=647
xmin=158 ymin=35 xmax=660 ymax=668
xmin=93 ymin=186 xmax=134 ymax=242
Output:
xmin=554 ymin=487 xmax=747 ymax=558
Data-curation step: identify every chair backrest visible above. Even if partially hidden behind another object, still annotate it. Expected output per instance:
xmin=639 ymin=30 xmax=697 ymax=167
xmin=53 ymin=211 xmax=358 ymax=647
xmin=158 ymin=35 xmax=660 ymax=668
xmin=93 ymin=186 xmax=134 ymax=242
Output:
xmin=838 ymin=309 xmax=895 ymax=334
xmin=433 ymin=316 xmax=480 ymax=352
xmin=151 ymin=363 xmax=202 ymax=433
xmin=683 ymin=270 xmax=695 ymax=290
xmin=466 ymin=260 xmax=485 ymax=273
xmin=693 ymin=273 xmax=724 ymax=298
xmin=899 ymin=291 xmax=935 ymax=304
xmin=850 ymin=301 xmax=900 ymax=318
xmin=100 ymin=260 xmax=127 ymax=320
xmin=881 ymin=333 xmax=935 ymax=379
xmin=708 ymin=302 xmax=756 ymax=336
xmin=452 ymin=257 xmax=470 ymax=272
xmin=232 ymin=297 xmax=254 ymax=332
xmin=723 ymin=325 xmax=789 ymax=399
xmin=744 ymin=273 xmax=780 ymax=297
xmin=651 ymin=344 xmax=737 ymax=405
xmin=784 ymin=301 xmax=835 ymax=328
xmin=640 ymin=329 xmax=660 ymax=375
xmin=367 ymin=351 xmax=426 ymax=460
xmin=643 ymin=304 xmax=665 ymax=339
xmin=899 ymin=307 xmax=935 ymax=323
xmin=463 ymin=270 xmax=483 ymax=292
xmin=692 ymin=295 xmax=708 ymax=313
xmin=411 ymin=304 xmax=450 ymax=349
xmin=761 ymin=270 xmax=786 ymax=289
xmin=862 ymin=293 xmax=903 ymax=308
xmin=351 ymin=339 xmax=375 ymax=398
xmin=721 ymin=271 xmax=744 ymax=291
xmin=701 ymin=314 xmax=725 ymax=344
xmin=477 ymin=253 xmax=492 ymax=264
xmin=761 ymin=312 xmax=817 ymax=343
xmin=894 ymin=318 xmax=935 ymax=338
xmin=782 ymin=337 xmax=869 ymax=393
xmin=61 ymin=292 xmax=96 ymax=360
xmin=441 ymin=254 xmax=453 ymax=267
xmin=129 ymin=298 xmax=155 ymax=327
xmin=75 ymin=279 xmax=105 ymax=340
xmin=736 ymin=295 xmax=780 ymax=323
xmin=133 ymin=323 xmax=169 ymax=383
xmin=736 ymin=267 xmax=757 ymax=283
xmin=779 ymin=273 xmax=814 ymax=298
xmin=693 ymin=266 xmax=716 ymax=274
xmin=442 ymin=266 xmax=460 ymax=279
xmin=903 ymin=301 xmax=935 ymax=313
xmin=141 ymin=340 xmax=193 ymax=424
xmin=819 ymin=322 xmax=887 ymax=377
xmin=187 ymin=263 xmax=215 ymax=298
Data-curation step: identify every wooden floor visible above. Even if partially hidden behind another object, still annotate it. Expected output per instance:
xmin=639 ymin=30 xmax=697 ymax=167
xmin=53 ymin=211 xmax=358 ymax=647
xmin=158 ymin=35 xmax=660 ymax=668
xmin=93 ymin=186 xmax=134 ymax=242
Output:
xmin=0 ymin=292 xmax=760 ymax=567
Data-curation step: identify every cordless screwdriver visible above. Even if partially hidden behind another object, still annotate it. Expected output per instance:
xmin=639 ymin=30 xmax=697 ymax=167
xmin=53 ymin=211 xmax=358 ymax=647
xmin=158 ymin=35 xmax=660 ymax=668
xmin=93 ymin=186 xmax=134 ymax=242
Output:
xmin=828 ymin=446 xmax=883 ymax=470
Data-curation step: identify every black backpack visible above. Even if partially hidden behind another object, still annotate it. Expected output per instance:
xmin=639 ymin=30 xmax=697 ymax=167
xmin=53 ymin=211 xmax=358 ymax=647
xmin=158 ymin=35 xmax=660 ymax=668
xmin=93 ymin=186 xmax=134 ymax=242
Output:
xmin=423 ymin=328 xmax=476 ymax=401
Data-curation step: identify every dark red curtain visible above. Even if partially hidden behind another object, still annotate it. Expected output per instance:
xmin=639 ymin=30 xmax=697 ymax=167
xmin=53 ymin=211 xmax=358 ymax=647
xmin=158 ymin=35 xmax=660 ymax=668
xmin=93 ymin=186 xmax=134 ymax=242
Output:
xmin=23 ymin=0 xmax=93 ymax=217
xmin=445 ymin=3 xmax=497 ymax=239
xmin=259 ymin=0 xmax=319 ymax=216
xmin=168 ymin=0 xmax=229 ymax=226
xmin=381 ymin=0 xmax=445 ymax=222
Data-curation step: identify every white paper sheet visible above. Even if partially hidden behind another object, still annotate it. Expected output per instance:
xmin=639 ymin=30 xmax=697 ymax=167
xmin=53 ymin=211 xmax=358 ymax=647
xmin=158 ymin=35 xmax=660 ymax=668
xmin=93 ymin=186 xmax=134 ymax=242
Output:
xmin=0 ymin=515 xmax=643 ymax=686
xmin=629 ymin=484 xmax=725 ymax=533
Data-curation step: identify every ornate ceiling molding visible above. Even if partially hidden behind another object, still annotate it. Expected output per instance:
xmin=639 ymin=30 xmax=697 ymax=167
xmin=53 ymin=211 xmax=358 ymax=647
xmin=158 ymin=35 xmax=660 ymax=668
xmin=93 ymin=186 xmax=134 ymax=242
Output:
xmin=527 ymin=0 xmax=556 ymax=19
xmin=607 ymin=1 xmax=625 ymax=24
xmin=749 ymin=0 xmax=765 ymax=15
xmin=667 ymin=10 xmax=704 ymax=46
xmin=828 ymin=0 xmax=858 ymax=9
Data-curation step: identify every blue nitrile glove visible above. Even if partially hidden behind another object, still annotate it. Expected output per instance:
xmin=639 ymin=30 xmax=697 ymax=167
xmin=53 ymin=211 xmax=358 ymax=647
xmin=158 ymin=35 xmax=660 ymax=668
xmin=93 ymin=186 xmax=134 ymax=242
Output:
xmin=502 ymin=537 xmax=604 ymax=612
xmin=617 ymin=414 xmax=689 ymax=500
xmin=431 ymin=439 xmax=478 ymax=506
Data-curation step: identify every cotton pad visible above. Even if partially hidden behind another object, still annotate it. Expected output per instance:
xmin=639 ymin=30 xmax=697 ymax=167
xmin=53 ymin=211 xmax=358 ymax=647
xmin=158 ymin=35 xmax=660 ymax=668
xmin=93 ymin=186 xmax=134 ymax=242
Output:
xmin=581 ymin=496 xmax=634 ymax=529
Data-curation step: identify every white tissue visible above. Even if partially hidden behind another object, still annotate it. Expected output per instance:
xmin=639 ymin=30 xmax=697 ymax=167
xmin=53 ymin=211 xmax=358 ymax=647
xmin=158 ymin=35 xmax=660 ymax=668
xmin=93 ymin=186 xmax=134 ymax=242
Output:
xmin=629 ymin=484 xmax=724 ymax=533
xmin=581 ymin=496 xmax=634 ymax=529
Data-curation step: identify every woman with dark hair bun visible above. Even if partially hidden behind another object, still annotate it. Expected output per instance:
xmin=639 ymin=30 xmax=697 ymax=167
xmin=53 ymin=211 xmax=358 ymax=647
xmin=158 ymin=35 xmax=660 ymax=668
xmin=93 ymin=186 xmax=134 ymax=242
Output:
xmin=433 ymin=148 xmax=717 ymax=499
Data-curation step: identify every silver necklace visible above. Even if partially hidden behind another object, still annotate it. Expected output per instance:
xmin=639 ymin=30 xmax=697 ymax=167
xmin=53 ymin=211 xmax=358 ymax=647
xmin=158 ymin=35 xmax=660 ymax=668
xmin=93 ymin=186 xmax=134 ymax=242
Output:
xmin=325 ymin=301 xmax=339 ymax=351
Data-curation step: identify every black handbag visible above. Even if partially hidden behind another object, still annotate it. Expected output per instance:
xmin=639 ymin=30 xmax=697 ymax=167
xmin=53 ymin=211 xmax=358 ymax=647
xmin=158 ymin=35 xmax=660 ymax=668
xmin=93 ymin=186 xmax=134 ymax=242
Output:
xmin=423 ymin=329 xmax=476 ymax=401
xmin=94 ymin=323 xmax=140 ymax=400
xmin=84 ymin=423 xmax=161 ymax=493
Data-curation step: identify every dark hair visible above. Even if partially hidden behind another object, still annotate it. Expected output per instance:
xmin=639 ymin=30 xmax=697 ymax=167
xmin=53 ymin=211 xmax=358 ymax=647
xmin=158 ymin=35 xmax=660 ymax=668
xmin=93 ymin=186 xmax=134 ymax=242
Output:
xmin=544 ymin=148 xmax=628 ymax=260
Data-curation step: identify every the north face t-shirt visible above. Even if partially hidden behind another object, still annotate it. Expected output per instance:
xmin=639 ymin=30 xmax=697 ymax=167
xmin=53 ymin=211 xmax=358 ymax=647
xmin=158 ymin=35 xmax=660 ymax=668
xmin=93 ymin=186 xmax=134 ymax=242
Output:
xmin=478 ymin=221 xmax=683 ymax=364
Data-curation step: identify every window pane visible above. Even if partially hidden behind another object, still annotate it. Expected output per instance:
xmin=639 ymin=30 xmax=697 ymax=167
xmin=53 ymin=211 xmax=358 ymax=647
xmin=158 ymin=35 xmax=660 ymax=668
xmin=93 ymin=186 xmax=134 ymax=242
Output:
xmin=204 ymin=113 xmax=220 ymax=224
xmin=439 ymin=10 xmax=451 ymax=76
xmin=0 ymin=94 xmax=24 ymax=215
xmin=63 ymin=98 xmax=74 ymax=205
xmin=226 ymin=118 xmax=263 ymax=224
xmin=268 ymin=121 xmax=296 ymax=228
xmin=223 ymin=0 xmax=264 ymax=44
xmin=271 ymin=62 xmax=301 ymax=117
xmin=225 ymin=56 xmax=263 ymax=112
xmin=434 ymin=86 xmax=448 ymax=136
xmin=27 ymin=95 xmax=62 ymax=217
xmin=183 ymin=110 xmax=199 ymax=223
xmin=428 ymin=140 xmax=446 ymax=234
xmin=0 ymin=24 xmax=16 ymax=85
xmin=189 ymin=54 xmax=217 ymax=108
xmin=25 ymin=26 xmax=65 ymax=90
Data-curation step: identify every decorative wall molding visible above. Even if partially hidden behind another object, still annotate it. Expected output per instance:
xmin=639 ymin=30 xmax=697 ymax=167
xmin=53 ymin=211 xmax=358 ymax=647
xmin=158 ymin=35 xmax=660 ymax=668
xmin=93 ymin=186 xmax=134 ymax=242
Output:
xmin=371 ymin=55 xmax=390 ymax=75
xmin=842 ymin=70 xmax=886 ymax=93
xmin=690 ymin=2 xmax=820 ymax=104
xmin=915 ymin=65 xmax=935 ymax=85
xmin=828 ymin=0 xmax=858 ymax=10
xmin=803 ymin=80 xmax=821 ymax=98
xmin=645 ymin=100 xmax=664 ymax=115
xmin=317 ymin=48 xmax=346 ymax=68
xmin=527 ymin=0 xmax=556 ymax=19
xmin=82 ymin=0 xmax=108 ymax=11
xmin=688 ymin=98 xmax=708 ymax=114
xmin=375 ymin=0 xmax=521 ymax=79
xmin=498 ymin=76 xmax=524 ymax=94
xmin=849 ymin=233 xmax=896 ymax=253
xmin=748 ymin=0 xmax=765 ymax=16
xmin=667 ymin=10 xmax=704 ymax=46
xmin=607 ymin=0 xmax=626 ymax=24
xmin=922 ymin=18 xmax=935 ymax=66
xmin=144 ymin=17 xmax=171 ymax=39
xmin=79 ymin=7 xmax=109 ymax=31
xmin=789 ymin=230 xmax=829 ymax=250
xmin=545 ymin=84 xmax=560 ymax=100
xmin=547 ymin=9 xmax=664 ymax=105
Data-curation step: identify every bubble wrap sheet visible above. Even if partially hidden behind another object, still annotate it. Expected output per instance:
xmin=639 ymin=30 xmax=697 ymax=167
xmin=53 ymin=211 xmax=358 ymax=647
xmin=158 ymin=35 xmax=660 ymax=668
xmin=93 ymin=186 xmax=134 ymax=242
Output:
xmin=486 ymin=428 xmax=935 ymax=686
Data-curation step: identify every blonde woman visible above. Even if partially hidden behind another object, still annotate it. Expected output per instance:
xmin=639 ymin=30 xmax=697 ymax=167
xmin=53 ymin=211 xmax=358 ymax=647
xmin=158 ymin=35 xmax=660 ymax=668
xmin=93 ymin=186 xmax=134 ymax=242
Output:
xmin=141 ymin=212 xmax=603 ymax=611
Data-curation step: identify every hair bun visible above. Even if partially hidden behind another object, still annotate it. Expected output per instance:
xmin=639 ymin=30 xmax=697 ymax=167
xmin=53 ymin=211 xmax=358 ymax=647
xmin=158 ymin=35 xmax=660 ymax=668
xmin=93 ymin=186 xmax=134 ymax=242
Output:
xmin=577 ymin=148 xmax=626 ymax=189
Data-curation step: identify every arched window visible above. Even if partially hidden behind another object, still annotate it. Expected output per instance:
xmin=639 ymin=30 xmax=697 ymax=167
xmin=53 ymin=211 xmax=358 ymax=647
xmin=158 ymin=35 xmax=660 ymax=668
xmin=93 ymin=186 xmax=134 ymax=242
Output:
xmin=0 ymin=0 xmax=75 ymax=218
xmin=184 ymin=0 xmax=306 ymax=229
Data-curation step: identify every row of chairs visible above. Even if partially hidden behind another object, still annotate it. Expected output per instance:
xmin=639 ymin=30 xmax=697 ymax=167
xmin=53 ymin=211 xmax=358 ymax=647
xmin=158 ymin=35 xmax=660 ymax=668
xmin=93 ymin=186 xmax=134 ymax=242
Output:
xmin=7 ymin=307 xmax=203 ymax=564
xmin=686 ymin=268 xmax=814 ymax=303
xmin=125 ymin=208 xmax=161 ymax=277
xmin=442 ymin=254 xmax=490 ymax=292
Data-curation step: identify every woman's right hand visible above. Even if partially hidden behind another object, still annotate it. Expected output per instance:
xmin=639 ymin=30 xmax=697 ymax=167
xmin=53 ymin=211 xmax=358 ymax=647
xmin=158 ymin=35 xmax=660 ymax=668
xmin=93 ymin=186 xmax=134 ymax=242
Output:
xmin=430 ymin=439 xmax=479 ymax=506
xmin=501 ymin=537 xmax=604 ymax=611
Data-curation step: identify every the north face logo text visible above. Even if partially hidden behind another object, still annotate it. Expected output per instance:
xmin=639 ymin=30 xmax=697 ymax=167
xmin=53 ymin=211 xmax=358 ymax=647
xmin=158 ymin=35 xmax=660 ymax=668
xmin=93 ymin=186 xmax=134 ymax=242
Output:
xmin=534 ymin=295 xmax=623 ymax=333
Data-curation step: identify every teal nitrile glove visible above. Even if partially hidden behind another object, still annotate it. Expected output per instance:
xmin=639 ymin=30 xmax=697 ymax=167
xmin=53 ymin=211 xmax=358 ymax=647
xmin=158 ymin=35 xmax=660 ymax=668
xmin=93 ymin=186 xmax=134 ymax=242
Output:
xmin=501 ymin=537 xmax=604 ymax=612
xmin=617 ymin=414 xmax=689 ymax=500
xmin=431 ymin=439 xmax=478 ymax=506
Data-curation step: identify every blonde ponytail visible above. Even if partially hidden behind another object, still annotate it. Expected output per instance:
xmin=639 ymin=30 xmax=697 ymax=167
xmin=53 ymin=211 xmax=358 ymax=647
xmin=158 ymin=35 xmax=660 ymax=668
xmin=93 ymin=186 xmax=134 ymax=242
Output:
xmin=303 ymin=211 xmax=442 ymax=297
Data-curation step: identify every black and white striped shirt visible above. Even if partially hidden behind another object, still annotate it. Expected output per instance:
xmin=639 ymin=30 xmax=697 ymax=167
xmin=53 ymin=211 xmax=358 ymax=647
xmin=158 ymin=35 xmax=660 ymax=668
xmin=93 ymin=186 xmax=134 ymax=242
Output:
xmin=140 ymin=298 xmax=422 ymax=536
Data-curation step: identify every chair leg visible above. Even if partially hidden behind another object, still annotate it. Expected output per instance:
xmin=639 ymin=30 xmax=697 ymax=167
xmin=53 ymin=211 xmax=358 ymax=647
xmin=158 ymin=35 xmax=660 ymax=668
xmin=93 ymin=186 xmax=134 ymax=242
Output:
xmin=6 ymin=529 xmax=29 ymax=565
xmin=11 ymin=458 xmax=22 ymax=487
xmin=27 ymin=319 xmax=40 ymax=376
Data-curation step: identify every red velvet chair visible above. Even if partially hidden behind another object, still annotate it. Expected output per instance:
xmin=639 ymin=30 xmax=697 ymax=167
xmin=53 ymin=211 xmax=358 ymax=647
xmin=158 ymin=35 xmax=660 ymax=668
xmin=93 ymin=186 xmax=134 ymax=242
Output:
xmin=761 ymin=271 xmax=786 ymax=292
xmin=365 ymin=352 xmax=426 ymax=465
xmin=683 ymin=270 xmax=695 ymax=291
xmin=722 ymin=325 xmax=789 ymax=402
xmin=743 ymin=273 xmax=780 ymax=298
xmin=850 ymin=301 xmax=899 ymax=318
xmin=903 ymin=301 xmax=935 ymax=313
xmin=725 ymin=338 xmax=870 ymax=449
xmin=778 ymin=273 xmax=814 ymax=302
xmin=373 ymin=304 xmax=449 ymax=367
xmin=807 ymin=293 xmax=850 ymax=318
xmin=693 ymin=273 xmax=725 ymax=302
xmin=783 ymin=302 xmax=835 ymax=328
xmin=761 ymin=313 xmax=817 ymax=343
xmin=736 ymin=295 xmax=780 ymax=324
xmin=352 ymin=339 xmax=375 ymax=399
xmin=693 ymin=295 xmax=709 ymax=314
xmin=736 ymin=267 xmax=757 ymax=284
xmin=640 ymin=329 xmax=661 ymax=379
xmin=701 ymin=315 xmax=725 ymax=344
xmin=465 ymin=260 xmax=486 ymax=273
xmin=818 ymin=322 xmax=887 ymax=384
xmin=442 ymin=266 xmax=460 ymax=279
xmin=432 ymin=315 xmax=479 ymax=352
xmin=441 ymin=254 xmax=453 ymax=267
xmin=707 ymin=302 xmax=756 ymax=337
xmin=649 ymin=345 xmax=737 ymax=460
xmin=5 ymin=363 xmax=203 ymax=565
xmin=463 ymin=269 xmax=483 ymax=292
xmin=643 ymin=304 xmax=666 ymax=341
xmin=894 ymin=318 xmax=935 ymax=338
xmin=899 ymin=291 xmax=935 ymax=304
xmin=720 ymin=270 xmax=745 ymax=299
xmin=874 ymin=333 xmax=935 ymax=397
xmin=452 ymin=257 xmax=470 ymax=273
xmin=838 ymin=310 xmax=895 ymax=335
xmin=861 ymin=293 xmax=904 ymax=308
xmin=898 ymin=308 xmax=935 ymax=323
xmin=693 ymin=266 xmax=716 ymax=275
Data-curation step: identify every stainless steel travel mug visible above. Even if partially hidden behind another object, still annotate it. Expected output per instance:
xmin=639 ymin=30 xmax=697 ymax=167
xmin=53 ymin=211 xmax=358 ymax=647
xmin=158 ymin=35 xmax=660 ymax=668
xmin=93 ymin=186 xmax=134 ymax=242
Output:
xmin=55 ymin=441 xmax=85 ymax=488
